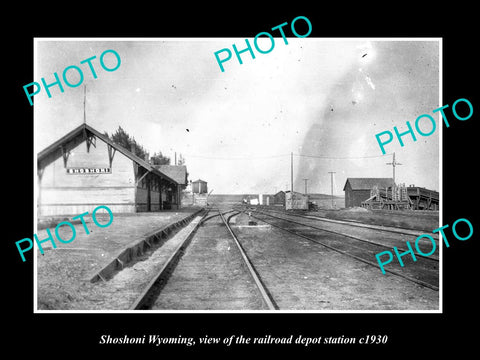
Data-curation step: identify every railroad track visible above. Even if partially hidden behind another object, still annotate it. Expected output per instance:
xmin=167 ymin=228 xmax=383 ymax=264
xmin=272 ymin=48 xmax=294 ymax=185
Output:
xmin=217 ymin=209 xmax=277 ymax=310
xmin=246 ymin=209 xmax=439 ymax=291
xmin=239 ymin=205 xmax=439 ymax=239
xmin=130 ymin=208 xmax=277 ymax=310
xmin=248 ymin=208 xmax=440 ymax=260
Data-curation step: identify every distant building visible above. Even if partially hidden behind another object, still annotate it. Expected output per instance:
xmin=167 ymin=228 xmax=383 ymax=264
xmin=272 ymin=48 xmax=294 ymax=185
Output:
xmin=192 ymin=179 xmax=208 ymax=194
xmin=343 ymin=178 xmax=394 ymax=208
xmin=273 ymin=191 xmax=286 ymax=206
xmin=285 ymin=191 xmax=308 ymax=210
xmin=261 ymin=194 xmax=274 ymax=206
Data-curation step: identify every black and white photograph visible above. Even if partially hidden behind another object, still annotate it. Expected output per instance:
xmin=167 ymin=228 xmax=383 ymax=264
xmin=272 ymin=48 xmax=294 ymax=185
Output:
xmin=6 ymin=8 xmax=478 ymax=357
xmin=33 ymin=38 xmax=441 ymax=312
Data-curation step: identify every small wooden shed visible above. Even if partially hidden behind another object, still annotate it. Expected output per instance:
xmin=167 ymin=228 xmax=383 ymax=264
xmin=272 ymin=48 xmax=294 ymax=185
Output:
xmin=192 ymin=179 xmax=208 ymax=194
xmin=285 ymin=191 xmax=308 ymax=210
xmin=273 ymin=191 xmax=286 ymax=206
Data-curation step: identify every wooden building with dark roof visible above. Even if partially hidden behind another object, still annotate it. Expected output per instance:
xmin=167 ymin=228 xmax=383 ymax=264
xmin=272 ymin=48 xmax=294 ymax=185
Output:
xmin=153 ymin=165 xmax=188 ymax=189
xmin=273 ymin=191 xmax=286 ymax=206
xmin=343 ymin=178 xmax=394 ymax=208
xmin=37 ymin=123 xmax=183 ymax=216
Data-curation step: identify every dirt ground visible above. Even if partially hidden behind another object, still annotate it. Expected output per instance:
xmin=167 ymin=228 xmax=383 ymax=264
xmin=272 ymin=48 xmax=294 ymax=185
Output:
xmin=36 ymin=205 xmax=439 ymax=311
xmin=36 ymin=209 xmax=199 ymax=310
xmin=250 ymin=210 xmax=440 ymax=287
xmin=310 ymin=207 xmax=439 ymax=232
xmin=231 ymin=213 xmax=439 ymax=310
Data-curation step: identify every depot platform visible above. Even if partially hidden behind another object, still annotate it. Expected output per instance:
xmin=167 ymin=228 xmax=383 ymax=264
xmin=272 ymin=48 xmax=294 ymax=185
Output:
xmin=36 ymin=207 xmax=203 ymax=310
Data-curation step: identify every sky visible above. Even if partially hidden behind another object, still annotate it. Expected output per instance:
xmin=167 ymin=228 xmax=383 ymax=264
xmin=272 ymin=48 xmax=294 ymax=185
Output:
xmin=34 ymin=38 xmax=440 ymax=195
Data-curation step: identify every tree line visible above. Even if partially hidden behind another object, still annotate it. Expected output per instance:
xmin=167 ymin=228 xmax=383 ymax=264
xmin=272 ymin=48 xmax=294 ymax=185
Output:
xmin=104 ymin=126 xmax=185 ymax=166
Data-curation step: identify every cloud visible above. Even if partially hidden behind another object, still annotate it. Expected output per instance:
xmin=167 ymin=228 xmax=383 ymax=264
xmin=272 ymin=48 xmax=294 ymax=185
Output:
xmin=296 ymin=40 xmax=440 ymax=194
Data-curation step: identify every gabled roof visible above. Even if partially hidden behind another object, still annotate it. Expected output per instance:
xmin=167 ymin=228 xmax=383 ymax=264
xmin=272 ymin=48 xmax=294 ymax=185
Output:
xmin=153 ymin=165 xmax=187 ymax=185
xmin=192 ymin=179 xmax=207 ymax=183
xmin=37 ymin=123 xmax=178 ymax=185
xmin=343 ymin=178 xmax=394 ymax=191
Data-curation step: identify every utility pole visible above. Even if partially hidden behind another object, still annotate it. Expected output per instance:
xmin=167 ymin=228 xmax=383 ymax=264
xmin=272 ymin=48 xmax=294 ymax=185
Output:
xmin=328 ymin=171 xmax=336 ymax=208
xmin=83 ymin=84 xmax=86 ymax=125
xmin=303 ymin=178 xmax=308 ymax=195
xmin=386 ymin=152 xmax=402 ymax=185
xmin=290 ymin=152 xmax=294 ymax=194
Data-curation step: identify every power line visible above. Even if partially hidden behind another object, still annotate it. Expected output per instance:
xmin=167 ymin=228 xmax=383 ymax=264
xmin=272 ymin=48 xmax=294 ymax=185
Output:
xmin=182 ymin=152 xmax=391 ymax=161
xmin=297 ymin=153 xmax=388 ymax=160
xmin=184 ymin=153 xmax=290 ymax=160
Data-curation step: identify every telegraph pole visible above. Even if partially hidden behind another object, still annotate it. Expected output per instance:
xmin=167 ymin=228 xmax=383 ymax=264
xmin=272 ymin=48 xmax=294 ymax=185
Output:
xmin=303 ymin=178 xmax=308 ymax=195
xmin=386 ymin=152 xmax=402 ymax=185
xmin=83 ymin=84 xmax=87 ymax=124
xmin=328 ymin=171 xmax=336 ymax=208
xmin=290 ymin=152 xmax=294 ymax=194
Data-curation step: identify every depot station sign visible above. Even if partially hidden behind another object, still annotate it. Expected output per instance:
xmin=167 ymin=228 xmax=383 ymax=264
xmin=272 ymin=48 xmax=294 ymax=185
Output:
xmin=66 ymin=167 xmax=111 ymax=174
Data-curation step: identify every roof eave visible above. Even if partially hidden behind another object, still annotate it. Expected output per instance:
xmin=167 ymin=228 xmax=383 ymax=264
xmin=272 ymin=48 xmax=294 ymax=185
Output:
xmin=37 ymin=123 xmax=179 ymax=185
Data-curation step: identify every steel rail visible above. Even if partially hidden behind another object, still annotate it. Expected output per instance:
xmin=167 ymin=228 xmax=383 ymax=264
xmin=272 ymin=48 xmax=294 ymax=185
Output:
xmin=201 ymin=209 xmax=238 ymax=223
xmin=240 ymin=205 xmax=439 ymax=240
xmin=249 ymin=212 xmax=439 ymax=292
xmin=218 ymin=210 xmax=278 ymax=310
xmin=252 ymin=209 xmax=439 ymax=262
xmin=129 ymin=210 xmax=209 ymax=310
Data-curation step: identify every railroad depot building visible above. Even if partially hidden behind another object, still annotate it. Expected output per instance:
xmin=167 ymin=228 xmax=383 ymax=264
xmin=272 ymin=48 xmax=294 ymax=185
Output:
xmin=37 ymin=123 xmax=184 ymax=216
xmin=153 ymin=165 xmax=188 ymax=191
